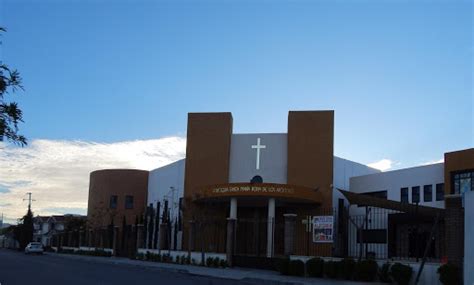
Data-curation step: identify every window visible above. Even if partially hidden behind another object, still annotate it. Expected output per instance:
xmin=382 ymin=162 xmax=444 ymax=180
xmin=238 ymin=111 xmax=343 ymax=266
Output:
xmin=423 ymin=185 xmax=432 ymax=202
xmin=452 ymin=171 xmax=474 ymax=194
xmin=125 ymin=195 xmax=134 ymax=209
xmin=412 ymin=186 xmax=420 ymax=203
xmin=436 ymin=183 xmax=444 ymax=201
xmin=401 ymin=187 xmax=409 ymax=203
xmin=250 ymin=175 xmax=263 ymax=183
xmin=109 ymin=195 xmax=118 ymax=209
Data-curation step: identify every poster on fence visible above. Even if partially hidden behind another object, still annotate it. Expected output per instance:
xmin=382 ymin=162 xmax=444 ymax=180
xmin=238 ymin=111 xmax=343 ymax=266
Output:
xmin=312 ymin=215 xmax=334 ymax=243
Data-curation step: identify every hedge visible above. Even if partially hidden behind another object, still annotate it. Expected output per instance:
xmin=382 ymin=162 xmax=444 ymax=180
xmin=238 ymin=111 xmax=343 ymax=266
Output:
xmin=306 ymin=257 xmax=324 ymax=277
xmin=288 ymin=260 xmax=305 ymax=276
xmin=353 ymin=259 xmax=378 ymax=282
xmin=337 ymin=258 xmax=356 ymax=280
xmin=438 ymin=263 xmax=461 ymax=285
xmin=390 ymin=263 xmax=412 ymax=285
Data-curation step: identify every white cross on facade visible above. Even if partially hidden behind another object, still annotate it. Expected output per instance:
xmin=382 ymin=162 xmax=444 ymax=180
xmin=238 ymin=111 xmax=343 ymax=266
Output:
xmin=251 ymin=138 xmax=266 ymax=170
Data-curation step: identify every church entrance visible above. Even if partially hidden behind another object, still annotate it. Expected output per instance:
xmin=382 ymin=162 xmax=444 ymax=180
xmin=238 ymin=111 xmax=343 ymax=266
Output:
xmin=232 ymin=205 xmax=286 ymax=270
xmin=235 ymin=207 xmax=268 ymax=256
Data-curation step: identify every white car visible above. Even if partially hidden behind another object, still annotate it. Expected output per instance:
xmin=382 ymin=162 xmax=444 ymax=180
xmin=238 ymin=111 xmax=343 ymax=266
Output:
xmin=24 ymin=242 xmax=44 ymax=254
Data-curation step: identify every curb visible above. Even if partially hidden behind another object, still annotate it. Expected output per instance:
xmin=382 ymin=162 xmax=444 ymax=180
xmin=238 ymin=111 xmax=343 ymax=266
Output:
xmin=48 ymin=253 xmax=381 ymax=285
xmin=49 ymin=253 xmax=306 ymax=284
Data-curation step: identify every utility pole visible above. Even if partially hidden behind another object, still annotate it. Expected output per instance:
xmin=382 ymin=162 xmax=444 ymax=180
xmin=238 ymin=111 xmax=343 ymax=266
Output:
xmin=23 ymin=192 xmax=35 ymax=211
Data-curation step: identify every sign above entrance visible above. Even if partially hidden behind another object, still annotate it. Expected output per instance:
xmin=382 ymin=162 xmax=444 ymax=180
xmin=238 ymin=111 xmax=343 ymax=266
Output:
xmin=194 ymin=183 xmax=323 ymax=204
xmin=212 ymin=184 xmax=294 ymax=195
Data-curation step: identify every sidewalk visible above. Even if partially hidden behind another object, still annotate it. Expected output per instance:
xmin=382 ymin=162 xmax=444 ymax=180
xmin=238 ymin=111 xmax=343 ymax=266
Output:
xmin=49 ymin=253 xmax=386 ymax=285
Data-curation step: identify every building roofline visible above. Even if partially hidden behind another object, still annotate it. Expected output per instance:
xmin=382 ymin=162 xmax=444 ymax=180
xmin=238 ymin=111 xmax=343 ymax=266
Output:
xmin=350 ymin=162 xmax=444 ymax=180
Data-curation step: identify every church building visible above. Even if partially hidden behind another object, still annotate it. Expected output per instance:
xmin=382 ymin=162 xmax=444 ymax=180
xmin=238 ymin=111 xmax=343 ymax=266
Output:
xmin=86 ymin=110 xmax=473 ymax=267
xmin=144 ymin=111 xmax=378 ymax=258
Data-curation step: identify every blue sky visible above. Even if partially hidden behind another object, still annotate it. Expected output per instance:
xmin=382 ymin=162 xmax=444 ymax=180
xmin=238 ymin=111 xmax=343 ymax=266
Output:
xmin=2 ymin=0 xmax=472 ymax=164
xmin=0 ymin=0 xmax=472 ymax=221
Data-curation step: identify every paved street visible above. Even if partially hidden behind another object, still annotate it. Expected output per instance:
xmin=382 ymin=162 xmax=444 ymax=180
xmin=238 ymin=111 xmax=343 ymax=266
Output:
xmin=0 ymin=250 xmax=253 ymax=285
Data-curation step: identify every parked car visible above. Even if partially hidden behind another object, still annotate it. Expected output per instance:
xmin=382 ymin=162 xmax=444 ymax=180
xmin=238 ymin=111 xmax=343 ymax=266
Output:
xmin=24 ymin=242 xmax=44 ymax=254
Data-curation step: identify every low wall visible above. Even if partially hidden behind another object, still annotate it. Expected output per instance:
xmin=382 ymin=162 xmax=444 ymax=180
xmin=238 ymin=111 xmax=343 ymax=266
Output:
xmin=59 ymin=246 xmax=114 ymax=254
xmin=289 ymin=255 xmax=441 ymax=285
xmin=137 ymin=249 xmax=226 ymax=264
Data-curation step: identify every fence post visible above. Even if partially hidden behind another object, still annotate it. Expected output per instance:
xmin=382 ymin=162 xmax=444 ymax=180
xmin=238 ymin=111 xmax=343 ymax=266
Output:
xmin=136 ymin=224 xmax=143 ymax=250
xmin=112 ymin=226 xmax=119 ymax=256
xmin=79 ymin=230 xmax=83 ymax=248
xmin=226 ymin=218 xmax=236 ymax=267
xmin=159 ymin=222 xmax=168 ymax=250
xmin=188 ymin=220 xmax=195 ymax=260
xmin=283 ymin=214 xmax=297 ymax=256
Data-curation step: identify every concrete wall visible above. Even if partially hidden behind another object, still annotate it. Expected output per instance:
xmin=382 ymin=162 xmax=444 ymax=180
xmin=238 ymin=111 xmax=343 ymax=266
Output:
xmin=333 ymin=156 xmax=380 ymax=207
xmin=229 ymin=133 xmax=287 ymax=184
xmin=147 ymin=159 xmax=185 ymax=214
xmin=147 ymin=159 xmax=185 ymax=250
xmin=465 ymin=191 xmax=474 ymax=285
xmin=350 ymin=163 xmax=445 ymax=208
xmin=138 ymin=248 xmax=226 ymax=263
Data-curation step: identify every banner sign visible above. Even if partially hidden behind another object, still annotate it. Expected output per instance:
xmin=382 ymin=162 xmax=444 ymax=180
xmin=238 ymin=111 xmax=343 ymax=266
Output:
xmin=312 ymin=215 xmax=334 ymax=243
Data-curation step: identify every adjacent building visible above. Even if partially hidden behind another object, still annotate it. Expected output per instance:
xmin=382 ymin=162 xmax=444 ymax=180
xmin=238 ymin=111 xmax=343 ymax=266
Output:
xmin=33 ymin=215 xmax=86 ymax=247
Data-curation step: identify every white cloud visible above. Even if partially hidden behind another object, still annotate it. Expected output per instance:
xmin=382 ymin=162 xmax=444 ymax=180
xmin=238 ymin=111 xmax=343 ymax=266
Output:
xmin=368 ymin=159 xmax=393 ymax=172
xmin=420 ymin=158 xmax=444 ymax=165
xmin=0 ymin=137 xmax=186 ymax=224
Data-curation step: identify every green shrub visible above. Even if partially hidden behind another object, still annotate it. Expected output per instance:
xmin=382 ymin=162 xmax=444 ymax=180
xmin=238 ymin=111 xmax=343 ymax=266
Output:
xmin=438 ymin=263 xmax=461 ymax=285
xmin=378 ymin=262 xmax=391 ymax=283
xmin=161 ymin=254 xmax=172 ymax=263
xmin=148 ymin=253 xmax=161 ymax=262
xmin=324 ymin=261 xmax=338 ymax=279
xmin=206 ymin=256 xmax=214 ymax=267
xmin=212 ymin=257 xmax=220 ymax=268
xmin=219 ymin=259 xmax=228 ymax=268
xmin=354 ymin=259 xmax=378 ymax=282
xmin=390 ymin=263 xmax=412 ymax=285
xmin=338 ymin=258 xmax=356 ymax=280
xmin=306 ymin=257 xmax=324 ymax=277
xmin=288 ymin=260 xmax=305 ymax=276
xmin=276 ymin=257 xmax=290 ymax=275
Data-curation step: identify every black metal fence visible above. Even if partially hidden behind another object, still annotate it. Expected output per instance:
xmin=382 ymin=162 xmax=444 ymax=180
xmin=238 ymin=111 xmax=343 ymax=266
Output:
xmin=52 ymin=204 xmax=450 ymax=262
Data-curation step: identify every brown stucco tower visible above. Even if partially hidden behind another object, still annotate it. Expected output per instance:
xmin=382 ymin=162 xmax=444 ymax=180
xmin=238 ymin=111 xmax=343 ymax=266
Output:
xmin=87 ymin=169 xmax=149 ymax=229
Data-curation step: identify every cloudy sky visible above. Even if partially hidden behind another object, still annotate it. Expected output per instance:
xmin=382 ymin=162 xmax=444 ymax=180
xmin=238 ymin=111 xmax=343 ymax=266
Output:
xmin=0 ymin=137 xmax=440 ymax=224
xmin=0 ymin=138 xmax=186 ymax=224
xmin=1 ymin=1 xmax=471 ymax=223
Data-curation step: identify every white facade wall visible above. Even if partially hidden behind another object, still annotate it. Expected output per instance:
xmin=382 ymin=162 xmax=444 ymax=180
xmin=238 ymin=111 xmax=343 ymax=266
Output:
xmin=147 ymin=159 xmax=185 ymax=249
xmin=349 ymin=163 xmax=444 ymax=208
xmin=229 ymin=133 xmax=287 ymax=184
xmin=147 ymin=159 xmax=185 ymax=210
xmin=333 ymin=156 xmax=380 ymax=208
